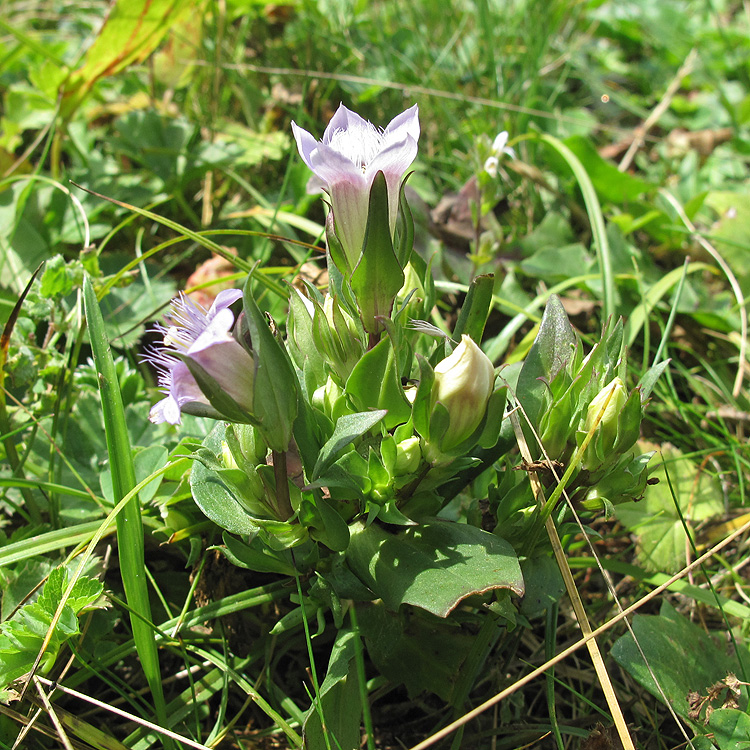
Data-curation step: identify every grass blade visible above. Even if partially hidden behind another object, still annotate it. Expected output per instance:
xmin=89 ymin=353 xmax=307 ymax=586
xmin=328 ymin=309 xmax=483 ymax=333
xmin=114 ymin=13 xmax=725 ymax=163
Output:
xmin=82 ymin=275 xmax=170 ymax=738
xmin=537 ymin=133 xmax=616 ymax=322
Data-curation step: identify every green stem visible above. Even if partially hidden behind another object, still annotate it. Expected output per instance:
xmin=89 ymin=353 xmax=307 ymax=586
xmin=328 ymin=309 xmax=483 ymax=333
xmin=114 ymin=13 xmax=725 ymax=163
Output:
xmin=349 ymin=604 xmax=375 ymax=750
xmin=272 ymin=449 xmax=293 ymax=520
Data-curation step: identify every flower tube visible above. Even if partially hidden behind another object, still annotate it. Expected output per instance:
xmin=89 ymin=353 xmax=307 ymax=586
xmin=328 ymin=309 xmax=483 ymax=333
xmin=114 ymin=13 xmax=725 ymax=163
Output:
xmin=144 ymin=289 xmax=255 ymax=425
xmin=292 ymin=103 xmax=419 ymax=271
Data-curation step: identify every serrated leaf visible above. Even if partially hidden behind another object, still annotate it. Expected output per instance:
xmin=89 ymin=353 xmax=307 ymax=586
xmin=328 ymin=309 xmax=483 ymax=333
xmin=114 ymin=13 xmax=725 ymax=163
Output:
xmin=40 ymin=255 xmax=75 ymax=298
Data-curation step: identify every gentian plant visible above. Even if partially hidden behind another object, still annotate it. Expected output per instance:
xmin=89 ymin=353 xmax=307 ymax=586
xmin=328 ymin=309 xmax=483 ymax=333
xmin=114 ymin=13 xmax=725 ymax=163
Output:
xmin=293 ymin=104 xmax=420 ymax=338
xmin=138 ymin=104 xmax=664 ymax=734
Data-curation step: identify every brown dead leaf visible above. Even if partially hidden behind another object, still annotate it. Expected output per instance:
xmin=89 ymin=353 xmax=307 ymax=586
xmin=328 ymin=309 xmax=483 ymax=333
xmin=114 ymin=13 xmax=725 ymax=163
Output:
xmin=581 ymin=723 xmax=625 ymax=750
xmin=186 ymin=249 xmax=239 ymax=308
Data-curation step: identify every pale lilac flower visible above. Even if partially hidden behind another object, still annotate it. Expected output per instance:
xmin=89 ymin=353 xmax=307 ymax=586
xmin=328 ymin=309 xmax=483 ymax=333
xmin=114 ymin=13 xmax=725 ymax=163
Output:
xmin=144 ymin=289 xmax=255 ymax=425
xmin=291 ymin=104 xmax=420 ymax=269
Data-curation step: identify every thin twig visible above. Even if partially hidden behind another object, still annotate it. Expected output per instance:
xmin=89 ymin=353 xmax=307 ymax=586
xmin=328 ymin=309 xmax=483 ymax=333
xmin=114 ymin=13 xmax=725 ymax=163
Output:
xmin=408 ymin=514 xmax=750 ymax=750
xmin=188 ymin=59 xmax=663 ymax=143
xmin=513 ymin=391 xmax=697 ymax=749
xmin=33 ymin=677 xmax=213 ymax=750
xmin=618 ymin=49 xmax=698 ymax=172
xmin=509 ymin=408 xmax=636 ymax=750
xmin=33 ymin=678 xmax=75 ymax=750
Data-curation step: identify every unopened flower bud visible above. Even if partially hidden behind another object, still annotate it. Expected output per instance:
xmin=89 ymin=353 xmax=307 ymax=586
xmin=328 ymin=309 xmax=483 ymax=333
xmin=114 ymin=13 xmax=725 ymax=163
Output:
xmin=219 ymin=440 xmax=269 ymax=517
xmin=313 ymin=375 xmax=348 ymax=421
xmin=395 ymin=436 xmax=421 ymax=475
xmin=432 ymin=335 xmax=495 ymax=452
xmin=396 ymin=261 xmax=428 ymax=320
xmin=585 ymin=378 xmax=626 ymax=441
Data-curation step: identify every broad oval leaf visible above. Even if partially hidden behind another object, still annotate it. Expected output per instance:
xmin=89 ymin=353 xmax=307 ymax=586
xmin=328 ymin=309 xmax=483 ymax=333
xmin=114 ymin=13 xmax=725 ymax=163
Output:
xmin=190 ymin=424 xmax=261 ymax=535
xmin=347 ymin=519 xmax=523 ymax=617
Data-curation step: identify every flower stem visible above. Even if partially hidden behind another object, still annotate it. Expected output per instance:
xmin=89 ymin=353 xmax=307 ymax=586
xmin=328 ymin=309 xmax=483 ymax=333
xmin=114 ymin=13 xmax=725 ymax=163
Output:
xmin=367 ymin=330 xmax=381 ymax=350
xmin=272 ymin=449 xmax=293 ymax=520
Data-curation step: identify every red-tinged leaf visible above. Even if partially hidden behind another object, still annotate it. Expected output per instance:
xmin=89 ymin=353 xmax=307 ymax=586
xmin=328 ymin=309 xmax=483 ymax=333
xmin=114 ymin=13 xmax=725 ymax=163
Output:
xmin=60 ymin=0 xmax=198 ymax=120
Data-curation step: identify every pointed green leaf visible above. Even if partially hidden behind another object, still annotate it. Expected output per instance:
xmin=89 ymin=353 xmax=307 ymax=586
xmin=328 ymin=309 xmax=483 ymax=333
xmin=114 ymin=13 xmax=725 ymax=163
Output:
xmin=452 ymin=274 xmax=495 ymax=343
xmin=350 ymin=172 xmax=405 ymax=333
xmin=411 ymin=355 xmax=435 ymax=440
xmin=190 ymin=424 xmax=262 ymax=535
xmin=638 ymin=359 xmax=670 ymax=401
xmin=243 ymin=277 xmax=299 ymax=452
xmin=222 ymin=532 xmax=298 ymax=576
xmin=394 ymin=177 xmax=415 ymax=268
xmin=346 ymin=337 xmax=411 ymax=430
xmin=82 ymin=275 xmax=167 ymax=726
xmin=303 ymin=497 xmax=351 ymax=552
xmin=516 ymin=295 xmax=576 ymax=425
xmin=287 ymin=286 xmax=326 ymax=382
xmin=312 ymin=410 xmax=387 ymax=480
xmin=326 ymin=210 xmax=352 ymax=278
xmin=303 ymin=630 xmax=362 ymax=750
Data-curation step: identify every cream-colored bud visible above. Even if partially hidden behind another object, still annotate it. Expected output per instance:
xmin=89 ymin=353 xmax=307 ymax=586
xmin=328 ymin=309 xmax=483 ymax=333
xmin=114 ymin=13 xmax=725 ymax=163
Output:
xmin=432 ymin=335 xmax=495 ymax=451
xmin=584 ymin=377 xmax=627 ymax=449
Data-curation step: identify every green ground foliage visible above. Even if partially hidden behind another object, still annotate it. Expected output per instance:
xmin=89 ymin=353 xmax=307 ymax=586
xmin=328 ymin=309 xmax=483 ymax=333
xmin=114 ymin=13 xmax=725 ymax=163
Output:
xmin=1 ymin=0 xmax=750 ymax=748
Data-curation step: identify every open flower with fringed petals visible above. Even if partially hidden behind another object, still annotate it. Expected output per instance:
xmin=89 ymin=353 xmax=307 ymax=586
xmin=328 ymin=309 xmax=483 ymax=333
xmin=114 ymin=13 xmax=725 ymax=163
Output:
xmin=292 ymin=104 xmax=419 ymax=270
xmin=144 ymin=289 xmax=255 ymax=425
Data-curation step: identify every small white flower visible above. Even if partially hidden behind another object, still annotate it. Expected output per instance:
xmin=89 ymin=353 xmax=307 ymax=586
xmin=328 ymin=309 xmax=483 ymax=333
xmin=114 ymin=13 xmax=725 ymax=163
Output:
xmin=483 ymin=155 xmax=500 ymax=178
xmin=491 ymin=131 xmax=516 ymax=159
xmin=484 ymin=131 xmax=515 ymax=177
